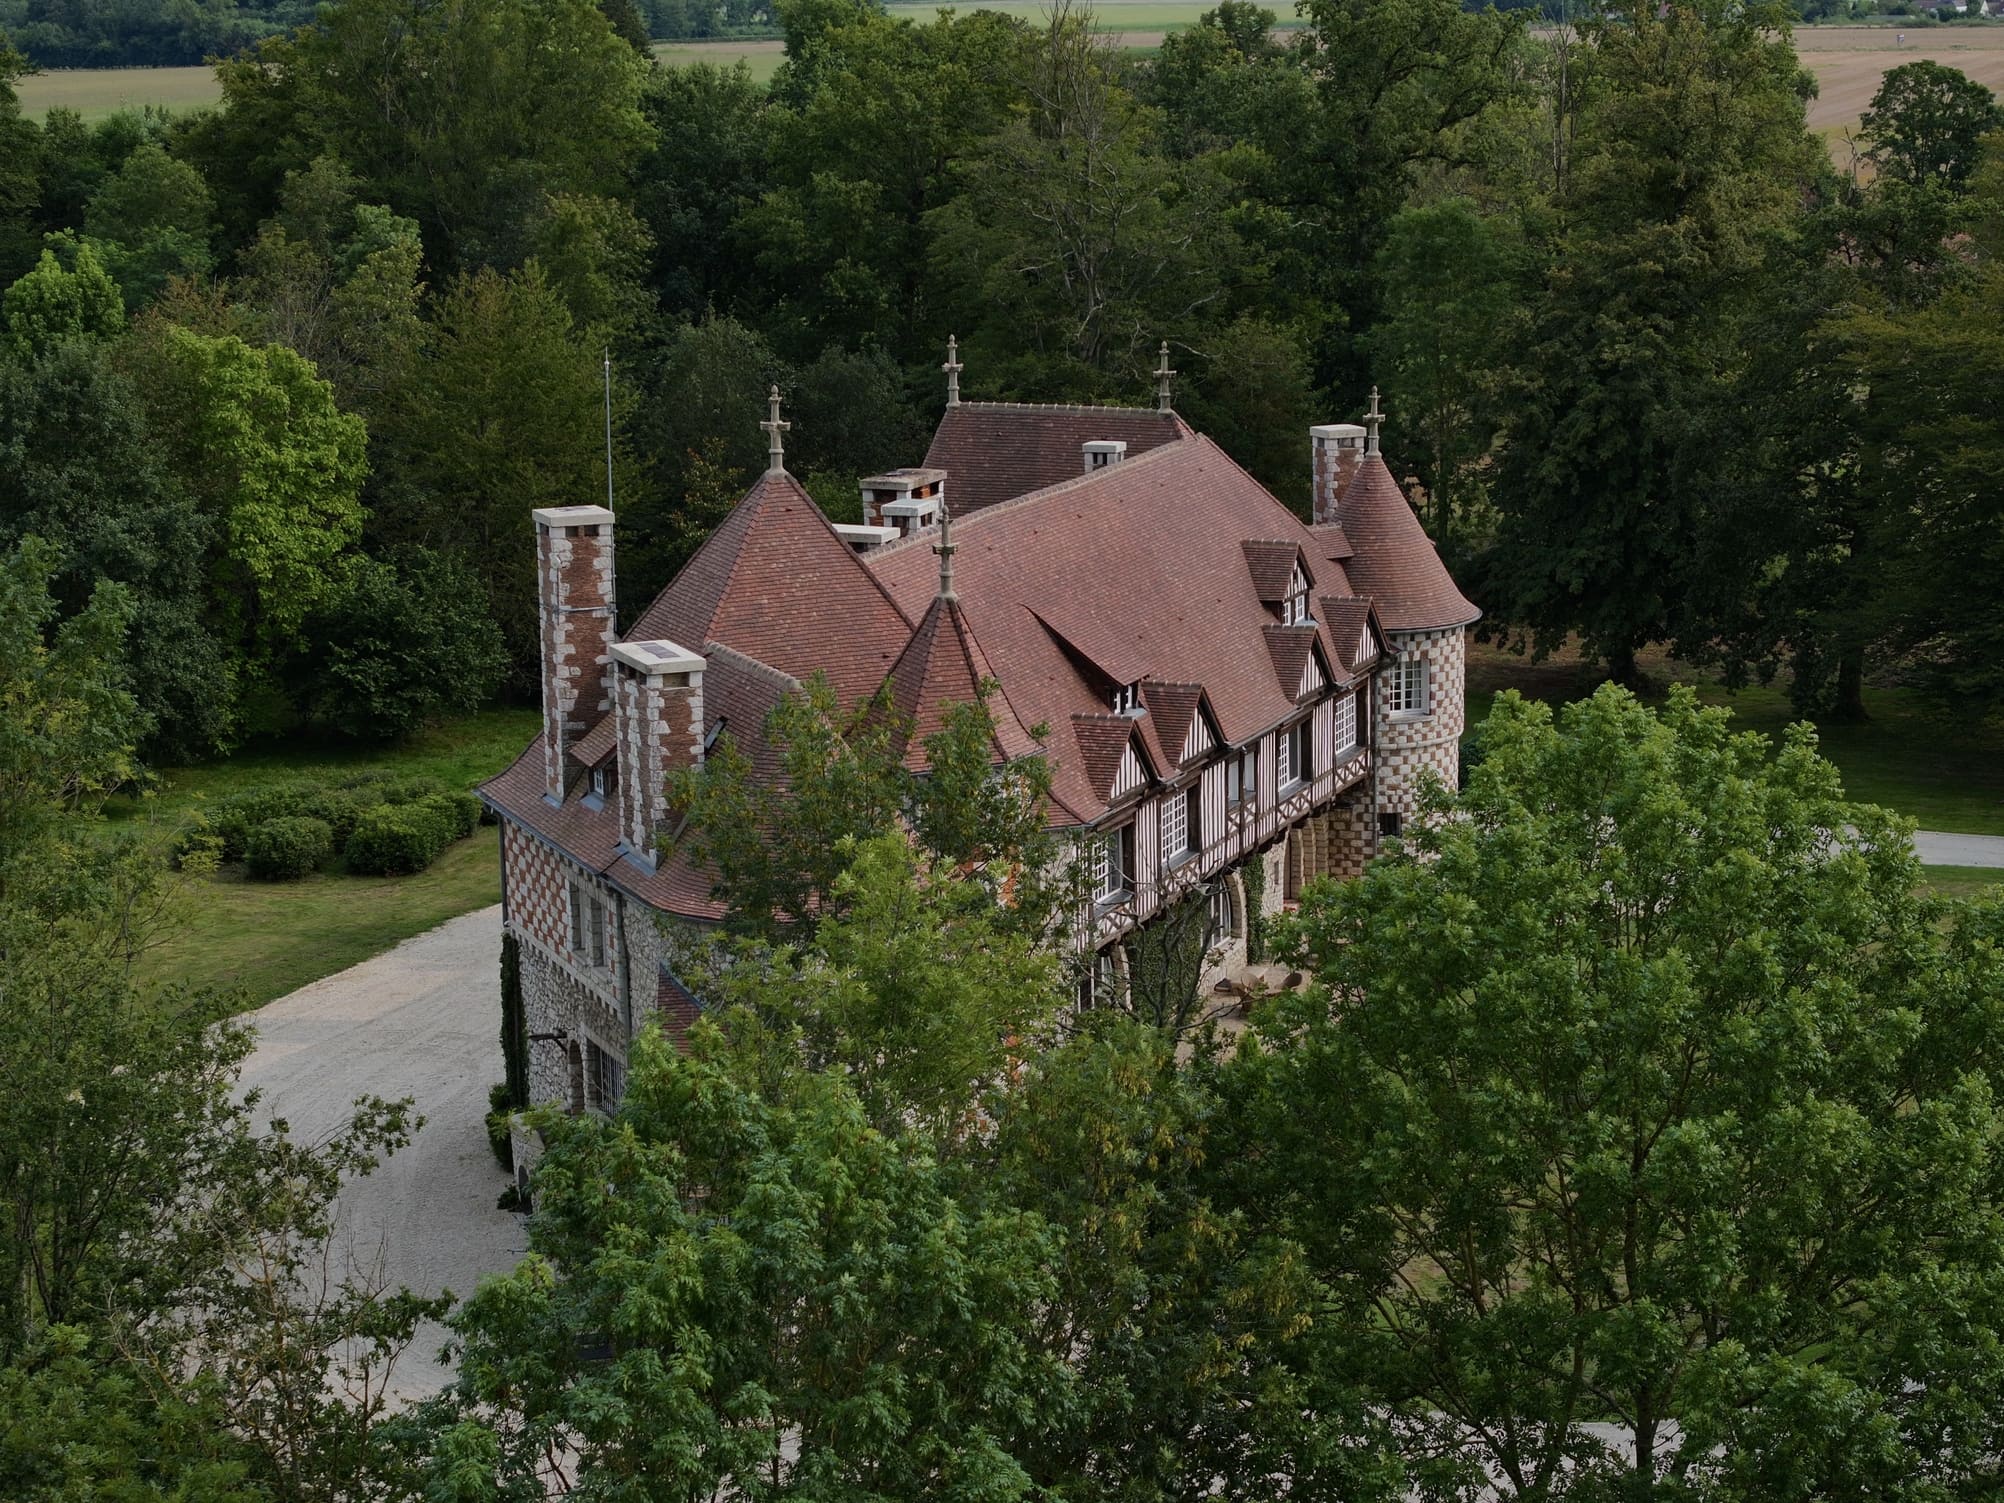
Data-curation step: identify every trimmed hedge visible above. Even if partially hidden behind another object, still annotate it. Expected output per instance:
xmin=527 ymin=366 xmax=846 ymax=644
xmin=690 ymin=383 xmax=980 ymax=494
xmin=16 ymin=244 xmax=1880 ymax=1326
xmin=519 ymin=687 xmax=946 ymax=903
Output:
xmin=192 ymin=773 xmax=482 ymax=876
xmin=246 ymin=816 xmax=334 ymax=881
xmin=344 ymin=800 xmax=456 ymax=876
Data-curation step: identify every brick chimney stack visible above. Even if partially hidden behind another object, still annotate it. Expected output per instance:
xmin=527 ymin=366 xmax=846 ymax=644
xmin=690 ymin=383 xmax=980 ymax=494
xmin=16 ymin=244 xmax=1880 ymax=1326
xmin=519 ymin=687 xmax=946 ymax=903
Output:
xmin=1310 ymin=424 xmax=1366 ymax=526
xmin=610 ymin=639 xmax=705 ymax=867
xmin=534 ymin=505 xmax=617 ymax=802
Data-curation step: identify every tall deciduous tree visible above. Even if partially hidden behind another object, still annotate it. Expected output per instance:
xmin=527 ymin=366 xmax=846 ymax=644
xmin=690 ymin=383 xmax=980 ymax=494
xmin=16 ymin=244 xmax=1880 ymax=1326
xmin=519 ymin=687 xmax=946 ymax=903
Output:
xmin=1861 ymin=59 xmax=2003 ymax=192
xmin=119 ymin=323 xmax=368 ymax=653
xmin=1241 ymin=685 xmax=2004 ymax=1499
xmin=1481 ymin=0 xmax=1822 ymax=683
xmin=0 ymin=239 xmax=123 ymax=362
xmin=199 ymin=0 xmax=651 ymax=275
xmin=368 ymin=261 xmax=635 ymax=683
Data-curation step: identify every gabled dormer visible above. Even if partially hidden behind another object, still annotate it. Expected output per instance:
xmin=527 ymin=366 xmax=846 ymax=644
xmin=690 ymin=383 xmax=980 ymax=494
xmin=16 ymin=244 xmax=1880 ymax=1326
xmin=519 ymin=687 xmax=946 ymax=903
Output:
xmin=1243 ymin=540 xmax=1316 ymax=626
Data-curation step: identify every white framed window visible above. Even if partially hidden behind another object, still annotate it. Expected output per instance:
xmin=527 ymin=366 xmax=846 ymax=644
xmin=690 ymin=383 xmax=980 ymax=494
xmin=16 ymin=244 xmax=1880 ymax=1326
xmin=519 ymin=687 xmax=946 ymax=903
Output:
xmin=589 ymin=763 xmax=613 ymax=799
xmin=1110 ymin=681 xmax=1141 ymax=715
xmin=1162 ymin=788 xmax=1197 ymax=863
xmin=1332 ymin=692 xmax=1356 ymax=755
xmin=1206 ymin=882 xmax=1237 ymax=945
xmin=569 ymin=881 xmax=609 ymax=970
xmin=1090 ymin=829 xmax=1129 ymax=904
xmin=1281 ymin=589 xmax=1311 ymax=626
xmin=1388 ymin=654 xmax=1430 ymax=717
xmin=1225 ymin=747 xmax=1257 ymax=809
xmin=1278 ymin=720 xmax=1311 ymax=789
xmin=1080 ymin=946 xmax=1121 ymax=1008
xmin=585 ymin=1037 xmax=625 ymax=1111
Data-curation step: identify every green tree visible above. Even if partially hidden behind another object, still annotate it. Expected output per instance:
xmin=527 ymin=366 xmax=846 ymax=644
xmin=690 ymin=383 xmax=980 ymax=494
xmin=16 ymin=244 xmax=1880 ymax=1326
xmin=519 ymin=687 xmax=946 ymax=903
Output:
xmin=368 ymin=261 xmax=633 ymax=683
xmin=633 ymin=61 xmax=773 ymax=319
xmin=1861 ymin=58 xmax=2004 ymax=191
xmin=1369 ymin=198 xmax=1519 ymax=543
xmin=1 ymin=240 xmax=124 ymax=362
xmin=930 ymin=10 xmax=1249 ymax=395
xmin=745 ymin=1 xmax=1029 ymax=357
xmin=1244 ymin=685 xmax=2004 ymax=1499
xmin=1828 ymin=217 xmax=2004 ymax=716
xmin=80 ymin=141 xmax=216 ymax=306
xmin=0 ymin=341 xmax=235 ymax=759
xmin=231 ymin=156 xmax=427 ymax=419
xmin=1482 ymin=0 xmax=1822 ymax=683
xmin=119 ymin=323 xmax=368 ymax=653
xmin=0 ymin=44 xmax=42 ymax=283
xmin=288 ymin=548 xmax=507 ymax=740
xmin=434 ymin=1025 xmax=1071 ymax=1500
xmin=669 ymin=676 xmax=1055 ymax=945
xmin=1174 ymin=316 xmax=1318 ymax=506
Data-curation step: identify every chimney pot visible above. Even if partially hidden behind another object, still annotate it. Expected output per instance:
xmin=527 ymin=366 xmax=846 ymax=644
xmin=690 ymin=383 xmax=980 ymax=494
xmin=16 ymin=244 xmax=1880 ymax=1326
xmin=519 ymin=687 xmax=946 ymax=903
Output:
xmin=1082 ymin=439 xmax=1128 ymax=473
xmin=610 ymin=638 xmax=704 ymax=867
xmin=534 ymin=506 xmax=618 ymax=802
xmin=1310 ymin=423 xmax=1367 ymax=526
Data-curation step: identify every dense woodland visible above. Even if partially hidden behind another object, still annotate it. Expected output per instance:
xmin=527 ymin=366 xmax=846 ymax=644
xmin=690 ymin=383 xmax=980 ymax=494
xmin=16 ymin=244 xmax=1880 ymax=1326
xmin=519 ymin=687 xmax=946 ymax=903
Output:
xmin=4 ymin=0 xmax=2003 ymax=765
xmin=6 ymin=1 xmax=2004 ymax=1495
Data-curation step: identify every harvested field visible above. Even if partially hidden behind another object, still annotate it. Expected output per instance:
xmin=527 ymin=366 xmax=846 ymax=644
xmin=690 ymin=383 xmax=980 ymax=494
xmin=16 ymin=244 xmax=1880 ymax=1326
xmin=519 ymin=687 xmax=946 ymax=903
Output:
xmin=14 ymin=63 xmax=219 ymax=120
xmin=1794 ymin=25 xmax=2004 ymax=133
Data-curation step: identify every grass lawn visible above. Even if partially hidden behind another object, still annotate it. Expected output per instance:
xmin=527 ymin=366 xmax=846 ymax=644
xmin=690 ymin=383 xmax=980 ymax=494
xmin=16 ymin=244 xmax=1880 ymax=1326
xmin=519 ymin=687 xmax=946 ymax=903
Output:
xmin=1466 ymin=643 xmax=2004 ymax=837
xmin=121 ymin=709 xmax=537 ymax=1011
xmin=136 ymin=825 xmax=502 ymax=1011
xmin=1922 ymin=866 xmax=2004 ymax=902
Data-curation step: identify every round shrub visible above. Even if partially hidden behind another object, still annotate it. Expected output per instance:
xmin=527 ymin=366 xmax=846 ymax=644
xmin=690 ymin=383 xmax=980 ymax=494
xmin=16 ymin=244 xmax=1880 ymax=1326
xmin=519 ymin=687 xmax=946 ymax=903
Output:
xmin=210 ymin=784 xmax=321 ymax=861
xmin=344 ymin=801 xmax=453 ymax=876
xmin=425 ymin=789 xmax=482 ymax=840
xmin=246 ymin=816 xmax=334 ymax=881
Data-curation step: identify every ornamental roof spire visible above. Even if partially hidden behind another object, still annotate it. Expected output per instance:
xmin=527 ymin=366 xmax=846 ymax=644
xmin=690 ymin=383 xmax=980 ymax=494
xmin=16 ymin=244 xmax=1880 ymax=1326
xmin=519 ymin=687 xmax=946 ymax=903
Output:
xmin=943 ymin=335 xmax=963 ymax=408
xmin=1363 ymin=386 xmax=1384 ymax=455
xmin=760 ymin=385 xmax=789 ymax=475
xmin=1154 ymin=341 xmax=1177 ymax=413
xmin=933 ymin=502 xmax=957 ymax=602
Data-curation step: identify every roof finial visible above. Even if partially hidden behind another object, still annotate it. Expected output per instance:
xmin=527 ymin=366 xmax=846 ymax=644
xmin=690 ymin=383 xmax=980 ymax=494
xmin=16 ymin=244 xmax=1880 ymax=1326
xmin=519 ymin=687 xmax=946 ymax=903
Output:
xmin=943 ymin=334 xmax=963 ymax=408
xmin=1364 ymin=386 xmax=1384 ymax=455
xmin=933 ymin=503 xmax=957 ymax=602
xmin=760 ymin=384 xmax=790 ymax=475
xmin=929 ymin=503 xmax=953 ymax=605
xmin=1154 ymin=341 xmax=1177 ymax=413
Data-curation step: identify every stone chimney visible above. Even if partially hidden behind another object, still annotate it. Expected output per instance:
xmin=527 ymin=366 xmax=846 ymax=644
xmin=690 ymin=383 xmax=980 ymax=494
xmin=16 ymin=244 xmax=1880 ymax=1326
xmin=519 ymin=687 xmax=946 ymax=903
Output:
xmin=610 ymin=638 xmax=704 ymax=867
xmin=860 ymin=467 xmax=947 ymax=536
xmin=1082 ymin=439 xmax=1127 ymax=473
xmin=534 ymin=505 xmax=617 ymax=802
xmin=1310 ymin=424 xmax=1366 ymax=525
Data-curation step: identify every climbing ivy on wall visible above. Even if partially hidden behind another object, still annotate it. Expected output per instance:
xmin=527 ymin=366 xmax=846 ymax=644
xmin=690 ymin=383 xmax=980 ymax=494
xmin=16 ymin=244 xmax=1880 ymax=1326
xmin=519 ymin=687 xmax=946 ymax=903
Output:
xmin=500 ymin=933 xmax=529 ymax=1110
xmin=1243 ymin=854 xmax=1267 ymax=964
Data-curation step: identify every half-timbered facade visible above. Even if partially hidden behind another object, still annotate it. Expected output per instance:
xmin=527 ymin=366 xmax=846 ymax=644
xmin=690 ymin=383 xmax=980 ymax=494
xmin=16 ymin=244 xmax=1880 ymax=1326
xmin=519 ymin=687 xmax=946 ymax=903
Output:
xmin=482 ymin=355 xmax=1477 ymax=1119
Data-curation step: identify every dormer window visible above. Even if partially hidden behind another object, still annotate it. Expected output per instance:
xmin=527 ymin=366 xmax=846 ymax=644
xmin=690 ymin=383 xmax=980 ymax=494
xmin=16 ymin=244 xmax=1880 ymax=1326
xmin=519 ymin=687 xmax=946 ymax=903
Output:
xmin=1110 ymin=681 xmax=1142 ymax=716
xmin=1279 ymin=562 xmax=1312 ymax=625
xmin=590 ymin=763 xmax=614 ymax=799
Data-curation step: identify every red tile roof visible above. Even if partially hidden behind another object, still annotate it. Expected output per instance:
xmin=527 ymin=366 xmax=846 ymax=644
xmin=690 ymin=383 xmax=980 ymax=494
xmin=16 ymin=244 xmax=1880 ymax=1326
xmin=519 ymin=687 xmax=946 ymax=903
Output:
xmin=567 ymin=713 xmax=617 ymax=768
xmin=480 ymin=645 xmax=800 ymax=923
xmin=625 ymin=469 xmax=913 ymax=703
xmin=1137 ymin=680 xmax=1205 ymax=768
xmin=923 ymin=402 xmax=1192 ymax=515
xmin=1241 ymin=539 xmax=1304 ymax=604
xmin=885 ymin=593 xmax=1043 ymax=771
xmin=866 ymin=434 xmax=1363 ymax=822
xmin=1262 ymin=623 xmax=1321 ymax=702
xmin=1334 ymin=455 xmax=1479 ymax=633
xmin=1318 ymin=596 xmax=1382 ymax=677
xmin=1070 ymin=713 xmax=1151 ymax=803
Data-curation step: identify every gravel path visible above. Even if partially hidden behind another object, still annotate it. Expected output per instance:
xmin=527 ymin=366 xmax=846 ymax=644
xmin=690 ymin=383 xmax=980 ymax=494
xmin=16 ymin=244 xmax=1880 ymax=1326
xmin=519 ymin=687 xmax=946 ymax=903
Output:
xmin=1916 ymin=830 xmax=2004 ymax=869
xmin=239 ymin=902 xmax=526 ymax=1399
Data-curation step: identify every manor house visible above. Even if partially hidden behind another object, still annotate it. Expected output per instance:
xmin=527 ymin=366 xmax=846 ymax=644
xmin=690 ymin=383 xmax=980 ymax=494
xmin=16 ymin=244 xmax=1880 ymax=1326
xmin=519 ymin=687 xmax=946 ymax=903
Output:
xmin=480 ymin=346 xmax=1477 ymax=1115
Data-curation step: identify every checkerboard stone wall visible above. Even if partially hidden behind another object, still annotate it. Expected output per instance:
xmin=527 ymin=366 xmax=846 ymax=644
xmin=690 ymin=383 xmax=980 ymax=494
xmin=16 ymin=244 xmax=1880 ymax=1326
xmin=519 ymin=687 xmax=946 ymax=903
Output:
xmin=503 ymin=821 xmax=571 ymax=957
xmin=1375 ymin=625 xmax=1467 ymax=824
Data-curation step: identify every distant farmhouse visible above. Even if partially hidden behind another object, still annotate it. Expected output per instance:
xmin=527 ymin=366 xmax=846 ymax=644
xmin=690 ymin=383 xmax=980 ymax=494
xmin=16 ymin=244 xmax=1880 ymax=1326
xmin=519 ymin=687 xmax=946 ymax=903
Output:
xmin=480 ymin=345 xmax=1478 ymax=1116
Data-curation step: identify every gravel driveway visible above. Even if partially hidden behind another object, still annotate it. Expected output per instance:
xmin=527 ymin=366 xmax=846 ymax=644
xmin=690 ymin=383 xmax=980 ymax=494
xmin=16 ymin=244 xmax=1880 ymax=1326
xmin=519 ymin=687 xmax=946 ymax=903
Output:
xmin=239 ymin=902 xmax=527 ymax=1399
